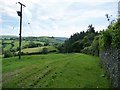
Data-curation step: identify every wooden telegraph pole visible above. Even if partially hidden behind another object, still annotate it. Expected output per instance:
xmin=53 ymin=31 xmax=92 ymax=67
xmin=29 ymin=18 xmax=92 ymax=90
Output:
xmin=17 ymin=2 xmax=26 ymax=59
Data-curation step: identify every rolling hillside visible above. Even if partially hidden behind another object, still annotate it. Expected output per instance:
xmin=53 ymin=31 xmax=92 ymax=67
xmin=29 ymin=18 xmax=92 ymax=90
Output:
xmin=1 ymin=35 xmax=68 ymax=53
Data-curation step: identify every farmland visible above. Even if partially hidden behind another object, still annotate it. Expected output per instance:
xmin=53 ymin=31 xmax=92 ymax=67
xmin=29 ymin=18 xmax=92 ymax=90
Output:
xmin=2 ymin=53 xmax=111 ymax=88
xmin=1 ymin=36 xmax=66 ymax=51
xmin=1 ymin=36 xmax=67 ymax=58
xmin=21 ymin=46 xmax=58 ymax=54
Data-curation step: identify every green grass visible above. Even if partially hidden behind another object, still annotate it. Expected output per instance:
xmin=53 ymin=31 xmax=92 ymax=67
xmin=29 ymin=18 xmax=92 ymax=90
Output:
xmin=22 ymin=46 xmax=58 ymax=53
xmin=2 ymin=53 xmax=111 ymax=88
xmin=3 ymin=40 xmax=44 ymax=51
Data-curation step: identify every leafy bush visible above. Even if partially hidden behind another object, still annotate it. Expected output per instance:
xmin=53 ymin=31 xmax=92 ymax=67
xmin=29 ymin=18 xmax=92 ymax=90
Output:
xmin=71 ymin=40 xmax=83 ymax=52
xmin=99 ymin=19 xmax=120 ymax=50
xmin=4 ymin=51 xmax=14 ymax=58
xmin=49 ymin=50 xmax=57 ymax=53
xmin=90 ymin=36 xmax=99 ymax=56
xmin=111 ymin=19 xmax=120 ymax=48
xmin=81 ymin=36 xmax=99 ymax=56
xmin=42 ymin=48 xmax=48 ymax=54
xmin=57 ymin=44 xmax=65 ymax=53
xmin=81 ymin=46 xmax=92 ymax=55
xmin=44 ymin=42 xmax=49 ymax=46
xmin=28 ymin=42 xmax=43 ymax=48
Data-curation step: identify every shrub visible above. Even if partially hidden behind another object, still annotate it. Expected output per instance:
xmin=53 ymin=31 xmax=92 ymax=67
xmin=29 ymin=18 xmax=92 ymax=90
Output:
xmin=42 ymin=48 xmax=48 ymax=54
xmin=99 ymin=30 xmax=112 ymax=51
xmin=4 ymin=51 xmax=14 ymax=58
xmin=111 ymin=19 xmax=120 ymax=48
xmin=81 ymin=47 xmax=91 ymax=55
xmin=71 ymin=40 xmax=83 ymax=52
xmin=99 ymin=19 xmax=120 ymax=50
xmin=49 ymin=50 xmax=57 ymax=53
xmin=90 ymin=36 xmax=99 ymax=56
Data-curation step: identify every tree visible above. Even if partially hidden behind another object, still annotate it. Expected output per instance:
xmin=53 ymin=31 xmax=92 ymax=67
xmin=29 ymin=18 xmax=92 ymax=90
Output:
xmin=71 ymin=40 xmax=83 ymax=52
xmin=2 ymin=40 xmax=6 ymax=48
xmin=62 ymin=24 xmax=97 ymax=53
xmin=44 ymin=42 xmax=49 ymax=46
xmin=82 ymin=36 xmax=91 ymax=48
xmin=99 ymin=19 xmax=120 ymax=50
xmin=90 ymin=36 xmax=99 ymax=56
xmin=11 ymin=41 xmax=14 ymax=47
xmin=87 ymin=24 xmax=95 ymax=33
xmin=111 ymin=19 xmax=120 ymax=48
xmin=42 ymin=48 xmax=48 ymax=54
xmin=4 ymin=50 xmax=14 ymax=58
xmin=28 ymin=41 xmax=37 ymax=48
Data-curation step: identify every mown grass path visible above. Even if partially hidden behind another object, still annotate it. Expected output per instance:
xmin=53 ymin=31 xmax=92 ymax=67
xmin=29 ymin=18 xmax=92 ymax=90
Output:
xmin=2 ymin=53 xmax=111 ymax=88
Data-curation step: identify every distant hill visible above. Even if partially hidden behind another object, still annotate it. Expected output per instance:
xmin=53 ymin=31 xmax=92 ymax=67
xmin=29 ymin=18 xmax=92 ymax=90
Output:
xmin=0 ymin=35 xmax=68 ymax=43
xmin=54 ymin=37 xmax=68 ymax=41
xmin=0 ymin=35 xmax=18 ymax=39
xmin=1 ymin=35 xmax=68 ymax=55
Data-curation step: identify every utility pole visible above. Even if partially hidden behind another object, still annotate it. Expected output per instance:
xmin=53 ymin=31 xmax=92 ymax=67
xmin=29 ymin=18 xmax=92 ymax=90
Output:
xmin=17 ymin=2 xmax=26 ymax=59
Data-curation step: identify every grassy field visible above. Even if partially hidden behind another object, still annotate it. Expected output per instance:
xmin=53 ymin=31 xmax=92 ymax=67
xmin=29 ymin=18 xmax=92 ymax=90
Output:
xmin=1 ymin=36 xmax=66 ymax=52
xmin=2 ymin=53 xmax=111 ymax=88
xmin=21 ymin=46 xmax=58 ymax=54
xmin=3 ymin=40 xmax=44 ymax=51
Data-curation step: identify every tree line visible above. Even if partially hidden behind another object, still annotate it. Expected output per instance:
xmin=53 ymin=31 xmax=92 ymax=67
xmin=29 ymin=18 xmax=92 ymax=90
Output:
xmin=58 ymin=19 xmax=120 ymax=56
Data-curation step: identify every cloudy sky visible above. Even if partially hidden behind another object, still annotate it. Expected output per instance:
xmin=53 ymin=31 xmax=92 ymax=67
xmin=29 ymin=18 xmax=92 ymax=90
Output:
xmin=0 ymin=0 xmax=119 ymax=37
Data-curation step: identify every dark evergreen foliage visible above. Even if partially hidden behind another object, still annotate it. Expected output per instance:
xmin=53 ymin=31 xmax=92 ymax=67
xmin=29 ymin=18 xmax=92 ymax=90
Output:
xmin=62 ymin=25 xmax=98 ymax=54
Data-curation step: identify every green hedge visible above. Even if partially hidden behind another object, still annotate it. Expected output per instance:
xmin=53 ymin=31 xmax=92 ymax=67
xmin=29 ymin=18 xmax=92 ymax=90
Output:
xmin=99 ymin=19 xmax=120 ymax=51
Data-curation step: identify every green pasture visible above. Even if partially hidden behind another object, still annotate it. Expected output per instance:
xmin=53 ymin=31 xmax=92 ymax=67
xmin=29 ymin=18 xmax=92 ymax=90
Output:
xmin=21 ymin=46 xmax=58 ymax=54
xmin=2 ymin=53 xmax=111 ymax=88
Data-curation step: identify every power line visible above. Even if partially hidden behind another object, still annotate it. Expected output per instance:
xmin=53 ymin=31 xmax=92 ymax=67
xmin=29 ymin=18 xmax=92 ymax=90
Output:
xmin=9 ymin=22 xmax=18 ymax=34
xmin=23 ymin=9 xmax=36 ymax=36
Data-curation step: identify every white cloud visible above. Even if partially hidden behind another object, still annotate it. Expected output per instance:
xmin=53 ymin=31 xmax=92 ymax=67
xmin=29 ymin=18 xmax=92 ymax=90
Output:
xmin=40 ymin=16 xmax=50 ymax=20
xmin=1 ymin=0 xmax=119 ymax=37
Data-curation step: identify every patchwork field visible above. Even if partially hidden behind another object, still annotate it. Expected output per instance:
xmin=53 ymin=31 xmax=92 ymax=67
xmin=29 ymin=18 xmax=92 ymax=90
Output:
xmin=2 ymin=53 xmax=111 ymax=88
xmin=2 ymin=40 xmax=44 ymax=51
xmin=21 ymin=46 xmax=58 ymax=54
